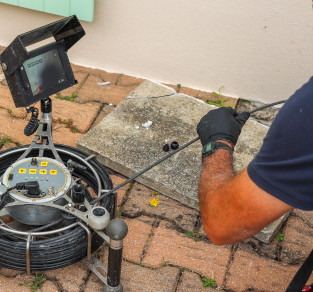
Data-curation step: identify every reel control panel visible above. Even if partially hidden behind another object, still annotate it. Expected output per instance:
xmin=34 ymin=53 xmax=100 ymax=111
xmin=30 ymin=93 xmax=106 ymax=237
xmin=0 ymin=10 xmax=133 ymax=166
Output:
xmin=2 ymin=157 xmax=71 ymax=203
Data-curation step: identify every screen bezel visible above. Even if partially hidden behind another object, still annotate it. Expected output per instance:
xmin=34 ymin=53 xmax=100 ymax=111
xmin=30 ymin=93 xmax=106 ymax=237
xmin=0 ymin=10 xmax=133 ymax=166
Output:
xmin=17 ymin=41 xmax=76 ymax=107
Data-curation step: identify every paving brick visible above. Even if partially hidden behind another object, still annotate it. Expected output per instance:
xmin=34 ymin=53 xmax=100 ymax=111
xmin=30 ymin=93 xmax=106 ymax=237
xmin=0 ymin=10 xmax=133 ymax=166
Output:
xmin=0 ymin=273 xmax=57 ymax=292
xmin=177 ymin=271 xmax=220 ymax=292
xmin=123 ymin=216 xmax=155 ymax=263
xmin=40 ymin=280 xmax=59 ymax=292
xmin=122 ymin=263 xmax=180 ymax=292
xmin=142 ymin=221 xmax=231 ymax=286
xmin=226 ymin=249 xmax=313 ymax=292
xmin=52 ymin=97 xmax=101 ymax=133
xmin=59 ymin=72 xmax=88 ymax=97
xmin=0 ymin=109 xmax=82 ymax=147
xmin=90 ymin=104 xmax=115 ymax=129
xmin=0 ymin=108 xmax=33 ymax=145
xmin=71 ymin=64 xmax=120 ymax=84
xmin=0 ymin=274 xmax=32 ymax=292
xmin=85 ymin=261 xmax=180 ymax=292
xmin=197 ymin=90 xmax=217 ymax=100
xmin=77 ymin=75 xmax=137 ymax=105
xmin=117 ymin=74 xmax=144 ymax=87
xmin=44 ymin=261 xmax=89 ymax=292
xmin=0 ymin=86 xmax=27 ymax=118
xmin=280 ymin=215 xmax=313 ymax=264
xmin=178 ymin=86 xmax=237 ymax=108
xmin=123 ymin=183 xmax=199 ymax=232
xmin=110 ymin=174 xmax=131 ymax=208
xmin=292 ymin=209 xmax=313 ymax=228
xmin=239 ymin=237 xmax=279 ymax=261
xmin=84 ymin=273 xmax=103 ymax=292
xmin=163 ymin=83 xmax=180 ymax=92
xmin=52 ymin=125 xmax=83 ymax=147
xmin=178 ymin=86 xmax=200 ymax=97
xmin=0 ymin=268 xmax=22 ymax=277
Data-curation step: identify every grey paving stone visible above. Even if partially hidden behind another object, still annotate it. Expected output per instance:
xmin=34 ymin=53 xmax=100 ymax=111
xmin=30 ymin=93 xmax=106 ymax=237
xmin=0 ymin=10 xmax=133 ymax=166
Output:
xmin=253 ymin=212 xmax=291 ymax=244
xmin=127 ymin=79 xmax=175 ymax=98
xmin=235 ymin=97 xmax=281 ymax=126
xmin=77 ymin=80 xmax=288 ymax=243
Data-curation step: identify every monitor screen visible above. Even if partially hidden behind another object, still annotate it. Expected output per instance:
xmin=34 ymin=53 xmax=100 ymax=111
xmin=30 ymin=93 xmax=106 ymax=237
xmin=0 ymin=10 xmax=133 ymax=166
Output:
xmin=23 ymin=49 xmax=67 ymax=96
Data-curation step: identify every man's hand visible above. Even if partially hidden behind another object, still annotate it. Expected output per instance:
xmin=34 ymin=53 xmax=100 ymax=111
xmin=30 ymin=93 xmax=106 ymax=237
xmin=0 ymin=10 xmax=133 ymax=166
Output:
xmin=197 ymin=107 xmax=250 ymax=147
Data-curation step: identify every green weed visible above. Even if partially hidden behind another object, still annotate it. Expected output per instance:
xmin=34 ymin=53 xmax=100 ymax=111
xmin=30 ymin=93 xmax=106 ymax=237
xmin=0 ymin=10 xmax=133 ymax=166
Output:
xmin=55 ymin=92 xmax=77 ymax=102
xmin=206 ymin=86 xmax=235 ymax=107
xmin=202 ymin=277 xmax=217 ymax=288
xmin=53 ymin=118 xmax=79 ymax=133
xmin=275 ymin=233 xmax=285 ymax=242
xmin=24 ymin=273 xmax=46 ymax=292
xmin=212 ymin=86 xmax=224 ymax=97
xmin=0 ymin=137 xmax=11 ymax=147
xmin=116 ymin=207 xmax=123 ymax=217
xmin=184 ymin=229 xmax=203 ymax=242
xmin=206 ymin=99 xmax=231 ymax=107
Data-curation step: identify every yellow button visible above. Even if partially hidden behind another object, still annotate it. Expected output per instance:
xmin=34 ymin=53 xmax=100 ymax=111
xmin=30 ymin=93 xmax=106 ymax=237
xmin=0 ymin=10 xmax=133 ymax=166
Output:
xmin=29 ymin=169 xmax=37 ymax=174
xmin=39 ymin=169 xmax=47 ymax=174
xmin=50 ymin=170 xmax=57 ymax=175
xmin=41 ymin=161 xmax=48 ymax=166
xmin=18 ymin=168 xmax=26 ymax=174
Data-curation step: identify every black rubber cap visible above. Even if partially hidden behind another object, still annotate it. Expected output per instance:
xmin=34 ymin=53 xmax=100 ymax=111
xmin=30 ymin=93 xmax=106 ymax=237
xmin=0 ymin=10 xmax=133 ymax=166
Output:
xmin=171 ymin=141 xmax=179 ymax=150
xmin=163 ymin=144 xmax=170 ymax=152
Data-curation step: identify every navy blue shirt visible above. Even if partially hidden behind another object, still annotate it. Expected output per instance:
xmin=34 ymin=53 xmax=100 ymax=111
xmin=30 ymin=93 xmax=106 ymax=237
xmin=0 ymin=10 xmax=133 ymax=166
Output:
xmin=247 ymin=77 xmax=313 ymax=210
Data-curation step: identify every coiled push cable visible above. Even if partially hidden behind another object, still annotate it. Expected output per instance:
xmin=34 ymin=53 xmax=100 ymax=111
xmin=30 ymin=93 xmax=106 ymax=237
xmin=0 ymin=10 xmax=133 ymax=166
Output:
xmin=0 ymin=186 xmax=15 ymax=211
xmin=0 ymin=144 xmax=115 ymax=271
xmin=24 ymin=107 xmax=39 ymax=136
xmin=90 ymin=99 xmax=287 ymax=205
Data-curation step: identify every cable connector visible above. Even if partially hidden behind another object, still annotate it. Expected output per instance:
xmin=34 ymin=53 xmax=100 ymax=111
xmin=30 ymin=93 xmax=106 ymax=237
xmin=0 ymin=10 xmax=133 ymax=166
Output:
xmin=16 ymin=181 xmax=41 ymax=196
xmin=24 ymin=107 xmax=39 ymax=136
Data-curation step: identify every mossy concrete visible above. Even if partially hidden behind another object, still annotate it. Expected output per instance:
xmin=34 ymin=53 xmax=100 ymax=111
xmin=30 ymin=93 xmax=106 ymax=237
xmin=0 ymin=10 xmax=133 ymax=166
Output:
xmin=77 ymin=80 xmax=288 ymax=243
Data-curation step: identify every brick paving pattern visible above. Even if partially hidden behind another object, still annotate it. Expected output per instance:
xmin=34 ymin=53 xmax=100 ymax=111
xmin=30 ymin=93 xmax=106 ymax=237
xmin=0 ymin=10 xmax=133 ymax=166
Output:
xmin=0 ymin=45 xmax=312 ymax=291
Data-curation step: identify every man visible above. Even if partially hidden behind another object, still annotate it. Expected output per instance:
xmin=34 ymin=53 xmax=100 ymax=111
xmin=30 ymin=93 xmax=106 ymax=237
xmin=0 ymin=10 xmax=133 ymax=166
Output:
xmin=197 ymin=77 xmax=313 ymax=245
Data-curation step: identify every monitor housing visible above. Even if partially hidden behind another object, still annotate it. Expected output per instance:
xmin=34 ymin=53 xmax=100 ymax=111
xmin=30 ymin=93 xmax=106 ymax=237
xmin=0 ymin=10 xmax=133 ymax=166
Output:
xmin=0 ymin=15 xmax=85 ymax=108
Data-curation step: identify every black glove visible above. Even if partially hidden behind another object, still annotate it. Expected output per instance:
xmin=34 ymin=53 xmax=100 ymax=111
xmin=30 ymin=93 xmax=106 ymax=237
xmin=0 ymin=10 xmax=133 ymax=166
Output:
xmin=197 ymin=107 xmax=250 ymax=147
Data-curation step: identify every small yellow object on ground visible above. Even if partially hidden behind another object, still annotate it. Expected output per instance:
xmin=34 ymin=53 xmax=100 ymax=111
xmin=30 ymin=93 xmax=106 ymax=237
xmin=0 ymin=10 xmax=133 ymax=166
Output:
xmin=149 ymin=197 xmax=159 ymax=207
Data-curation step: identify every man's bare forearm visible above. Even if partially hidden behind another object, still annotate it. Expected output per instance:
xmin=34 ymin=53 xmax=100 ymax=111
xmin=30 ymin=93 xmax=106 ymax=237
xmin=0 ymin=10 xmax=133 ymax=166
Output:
xmin=199 ymin=150 xmax=234 ymax=198
xmin=198 ymin=148 xmax=236 ymax=243
xmin=199 ymin=148 xmax=291 ymax=245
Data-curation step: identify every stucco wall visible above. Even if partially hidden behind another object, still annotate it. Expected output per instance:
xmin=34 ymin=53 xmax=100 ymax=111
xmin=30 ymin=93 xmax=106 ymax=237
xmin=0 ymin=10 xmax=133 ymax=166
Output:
xmin=0 ymin=0 xmax=312 ymax=103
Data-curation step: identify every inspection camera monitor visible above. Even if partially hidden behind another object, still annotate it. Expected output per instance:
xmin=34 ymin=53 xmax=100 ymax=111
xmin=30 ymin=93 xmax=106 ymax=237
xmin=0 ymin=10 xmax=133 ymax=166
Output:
xmin=0 ymin=15 xmax=85 ymax=108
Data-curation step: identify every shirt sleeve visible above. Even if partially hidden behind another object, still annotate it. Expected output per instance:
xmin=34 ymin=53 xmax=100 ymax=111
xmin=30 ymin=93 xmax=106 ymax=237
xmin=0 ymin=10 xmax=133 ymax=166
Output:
xmin=247 ymin=77 xmax=313 ymax=210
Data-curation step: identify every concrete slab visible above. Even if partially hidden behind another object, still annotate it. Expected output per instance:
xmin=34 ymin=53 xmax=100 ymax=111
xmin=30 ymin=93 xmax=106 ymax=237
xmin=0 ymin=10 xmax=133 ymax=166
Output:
xmin=77 ymin=80 xmax=288 ymax=243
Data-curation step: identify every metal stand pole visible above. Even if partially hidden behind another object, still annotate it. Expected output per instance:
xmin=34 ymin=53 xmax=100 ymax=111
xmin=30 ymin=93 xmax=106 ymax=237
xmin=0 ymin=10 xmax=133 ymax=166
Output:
xmin=103 ymin=219 xmax=128 ymax=292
